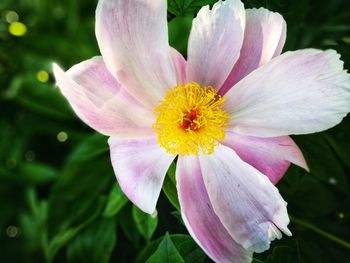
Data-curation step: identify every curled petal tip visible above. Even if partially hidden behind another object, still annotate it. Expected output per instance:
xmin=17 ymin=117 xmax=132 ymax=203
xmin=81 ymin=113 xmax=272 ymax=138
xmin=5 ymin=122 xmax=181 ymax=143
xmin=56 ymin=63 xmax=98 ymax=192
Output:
xmin=151 ymin=209 xmax=158 ymax=218
xmin=199 ymin=145 xmax=291 ymax=254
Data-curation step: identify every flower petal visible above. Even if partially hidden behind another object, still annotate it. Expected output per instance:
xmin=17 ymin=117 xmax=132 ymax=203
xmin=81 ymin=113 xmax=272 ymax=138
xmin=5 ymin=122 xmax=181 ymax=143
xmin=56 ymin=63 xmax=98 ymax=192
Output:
xmin=220 ymin=8 xmax=286 ymax=94
xmin=171 ymin=47 xmax=187 ymax=85
xmin=53 ymin=58 xmax=155 ymax=137
xmin=176 ymin=155 xmax=252 ymax=263
xmin=186 ymin=0 xmax=245 ymax=89
xmin=95 ymin=0 xmax=176 ymax=108
xmin=223 ymin=132 xmax=308 ymax=184
xmin=108 ymin=136 xmax=175 ymax=214
xmin=226 ymin=49 xmax=350 ymax=137
xmin=199 ymin=144 xmax=291 ymax=252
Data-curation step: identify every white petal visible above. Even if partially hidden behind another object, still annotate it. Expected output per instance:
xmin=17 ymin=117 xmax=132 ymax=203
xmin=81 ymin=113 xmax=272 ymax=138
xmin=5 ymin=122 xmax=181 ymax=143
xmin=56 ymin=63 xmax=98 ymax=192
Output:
xmin=223 ymin=132 xmax=308 ymax=184
xmin=199 ymin=144 xmax=291 ymax=252
xmin=220 ymin=8 xmax=286 ymax=94
xmin=108 ymin=136 xmax=175 ymax=214
xmin=226 ymin=49 xmax=350 ymax=137
xmin=53 ymin=59 xmax=154 ymax=137
xmin=186 ymin=0 xmax=245 ymax=89
xmin=170 ymin=47 xmax=187 ymax=85
xmin=176 ymin=156 xmax=252 ymax=263
xmin=96 ymin=0 xmax=176 ymax=108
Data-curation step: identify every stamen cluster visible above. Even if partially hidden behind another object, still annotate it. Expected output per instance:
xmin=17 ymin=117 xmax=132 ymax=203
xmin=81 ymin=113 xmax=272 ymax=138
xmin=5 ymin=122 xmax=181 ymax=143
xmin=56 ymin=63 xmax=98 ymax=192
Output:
xmin=153 ymin=82 xmax=229 ymax=155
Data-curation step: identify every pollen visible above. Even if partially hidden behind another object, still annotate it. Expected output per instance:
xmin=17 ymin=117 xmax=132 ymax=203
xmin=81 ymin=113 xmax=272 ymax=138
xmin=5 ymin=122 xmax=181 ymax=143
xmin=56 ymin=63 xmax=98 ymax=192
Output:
xmin=153 ymin=82 xmax=229 ymax=156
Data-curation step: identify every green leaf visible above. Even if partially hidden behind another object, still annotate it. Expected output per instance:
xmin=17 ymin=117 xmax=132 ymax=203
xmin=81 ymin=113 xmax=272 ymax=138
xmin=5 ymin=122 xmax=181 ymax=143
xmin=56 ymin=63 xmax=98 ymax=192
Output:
xmin=171 ymin=234 xmax=206 ymax=263
xmin=146 ymin=233 xmax=185 ymax=263
xmin=47 ymin=135 xmax=113 ymax=260
xmin=266 ymin=246 xmax=296 ymax=263
xmin=168 ymin=15 xmax=193 ymax=56
xmin=19 ymin=162 xmax=58 ymax=184
xmin=293 ymin=133 xmax=349 ymax=194
xmin=103 ymin=183 xmax=128 ymax=218
xmin=20 ymin=188 xmax=49 ymax=260
xmin=4 ymin=72 xmax=73 ymax=120
xmin=168 ymin=0 xmax=184 ymax=16
xmin=325 ymin=118 xmax=350 ymax=168
xmin=67 ymin=217 xmax=117 ymax=263
xmin=296 ymin=236 xmax=342 ymax=263
xmin=137 ymin=234 xmax=206 ymax=263
xmin=291 ymin=215 xmax=350 ymax=250
xmin=132 ymin=205 xmax=158 ymax=241
xmin=67 ymin=133 xmax=109 ymax=164
xmin=118 ymin=204 xmax=140 ymax=246
xmin=289 ymin=175 xmax=337 ymax=217
xmin=183 ymin=0 xmax=218 ymax=13
xmin=48 ymin=132 xmax=113 ymax=237
xmin=48 ymin=197 xmax=105 ymax=262
xmin=167 ymin=0 xmax=217 ymax=16
xmin=48 ymin=156 xmax=112 ymax=236
xmin=162 ymin=162 xmax=181 ymax=211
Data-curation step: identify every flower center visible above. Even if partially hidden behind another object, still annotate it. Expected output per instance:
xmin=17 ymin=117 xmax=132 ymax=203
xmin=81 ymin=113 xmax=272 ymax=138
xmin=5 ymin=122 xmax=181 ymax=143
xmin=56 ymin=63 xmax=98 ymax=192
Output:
xmin=153 ymin=82 xmax=229 ymax=156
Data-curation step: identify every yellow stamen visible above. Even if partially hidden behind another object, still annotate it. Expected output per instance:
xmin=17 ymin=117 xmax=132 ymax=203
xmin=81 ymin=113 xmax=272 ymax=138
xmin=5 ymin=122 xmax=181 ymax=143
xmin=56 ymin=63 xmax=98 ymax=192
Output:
xmin=153 ymin=82 xmax=229 ymax=156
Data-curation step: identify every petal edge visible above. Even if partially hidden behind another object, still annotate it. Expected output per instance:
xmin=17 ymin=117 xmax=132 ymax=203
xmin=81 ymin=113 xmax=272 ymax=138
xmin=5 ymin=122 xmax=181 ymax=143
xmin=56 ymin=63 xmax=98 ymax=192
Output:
xmin=176 ymin=155 xmax=253 ymax=263
xmin=226 ymin=49 xmax=350 ymax=137
xmin=199 ymin=144 xmax=291 ymax=252
xmin=108 ymin=136 xmax=175 ymax=214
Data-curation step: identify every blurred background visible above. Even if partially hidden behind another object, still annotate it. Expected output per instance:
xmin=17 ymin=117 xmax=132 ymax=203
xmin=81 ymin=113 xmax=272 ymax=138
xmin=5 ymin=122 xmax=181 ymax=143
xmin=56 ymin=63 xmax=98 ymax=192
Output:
xmin=0 ymin=0 xmax=350 ymax=262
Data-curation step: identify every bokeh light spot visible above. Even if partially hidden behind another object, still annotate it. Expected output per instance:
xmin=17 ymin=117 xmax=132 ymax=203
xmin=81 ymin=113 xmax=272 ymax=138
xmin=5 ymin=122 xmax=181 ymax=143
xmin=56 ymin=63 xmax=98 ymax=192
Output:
xmin=57 ymin=131 xmax=68 ymax=142
xmin=6 ymin=226 xmax=21 ymax=238
xmin=342 ymin=36 xmax=350 ymax=44
xmin=36 ymin=70 xmax=49 ymax=83
xmin=328 ymin=177 xmax=337 ymax=185
xmin=322 ymin=39 xmax=337 ymax=46
xmin=5 ymin=11 xmax=19 ymax=23
xmin=24 ymin=150 xmax=36 ymax=162
xmin=338 ymin=212 xmax=345 ymax=219
xmin=8 ymin=21 xmax=27 ymax=36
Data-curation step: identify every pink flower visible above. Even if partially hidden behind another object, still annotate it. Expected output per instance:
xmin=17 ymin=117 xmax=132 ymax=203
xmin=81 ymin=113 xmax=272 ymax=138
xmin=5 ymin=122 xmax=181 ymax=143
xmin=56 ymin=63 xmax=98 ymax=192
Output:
xmin=53 ymin=0 xmax=350 ymax=262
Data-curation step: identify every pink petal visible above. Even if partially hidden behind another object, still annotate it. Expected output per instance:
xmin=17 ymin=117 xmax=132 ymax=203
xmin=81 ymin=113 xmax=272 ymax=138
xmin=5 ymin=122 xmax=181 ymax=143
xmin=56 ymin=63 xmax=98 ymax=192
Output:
xmin=52 ymin=58 xmax=155 ymax=137
xmin=171 ymin=48 xmax=187 ymax=85
xmin=199 ymin=144 xmax=291 ymax=253
xmin=186 ymin=0 xmax=245 ymax=89
xmin=108 ymin=136 xmax=175 ymax=214
xmin=176 ymin=156 xmax=252 ymax=263
xmin=223 ymin=132 xmax=308 ymax=184
xmin=226 ymin=49 xmax=350 ymax=137
xmin=220 ymin=8 xmax=286 ymax=95
xmin=95 ymin=0 xmax=176 ymax=108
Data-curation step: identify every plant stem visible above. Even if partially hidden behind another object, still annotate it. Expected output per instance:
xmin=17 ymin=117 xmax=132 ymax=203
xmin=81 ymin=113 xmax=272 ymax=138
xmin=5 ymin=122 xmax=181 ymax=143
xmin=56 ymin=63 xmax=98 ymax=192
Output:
xmin=290 ymin=215 xmax=350 ymax=250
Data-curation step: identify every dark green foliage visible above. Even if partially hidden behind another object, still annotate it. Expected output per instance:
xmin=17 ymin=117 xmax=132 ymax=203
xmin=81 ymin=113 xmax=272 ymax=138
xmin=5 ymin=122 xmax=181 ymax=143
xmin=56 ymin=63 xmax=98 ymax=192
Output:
xmin=103 ymin=183 xmax=128 ymax=218
xmin=162 ymin=161 xmax=181 ymax=211
xmin=67 ymin=217 xmax=117 ymax=263
xmin=146 ymin=234 xmax=185 ymax=263
xmin=132 ymin=206 xmax=158 ymax=241
xmin=137 ymin=234 xmax=207 ymax=263
xmin=0 ymin=0 xmax=350 ymax=263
